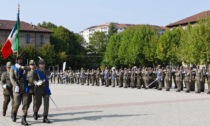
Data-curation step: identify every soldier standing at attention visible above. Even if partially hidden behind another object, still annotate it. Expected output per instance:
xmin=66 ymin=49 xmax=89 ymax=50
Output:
xmin=80 ymin=68 xmax=86 ymax=85
xmin=10 ymin=56 xmax=30 ymax=125
xmin=175 ymin=67 xmax=182 ymax=92
xmin=157 ymin=65 xmax=163 ymax=90
xmin=104 ymin=67 xmax=109 ymax=87
xmin=111 ymin=67 xmax=117 ymax=87
xmin=184 ymin=66 xmax=192 ymax=93
xmin=165 ymin=65 xmax=172 ymax=91
xmin=1 ymin=62 xmax=14 ymax=117
xmin=95 ymin=68 xmax=100 ymax=86
xmin=206 ymin=66 xmax=210 ymax=94
xmin=33 ymin=59 xmax=51 ymax=123
xmin=118 ymin=68 xmax=124 ymax=88
xmin=195 ymin=65 xmax=203 ymax=93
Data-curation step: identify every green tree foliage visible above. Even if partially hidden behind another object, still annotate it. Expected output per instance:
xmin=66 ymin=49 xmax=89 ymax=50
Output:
xmin=103 ymin=33 xmax=121 ymax=66
xmin=20 ymin=45 xmax=37 ymax=64
xmin=157 ymin=27 xmax=182 ymax=65
xmin=108 ymin=23 xmax=118 ymax=39
xmin=38 ymin=44 xmax=56 ymax=66
xmin=89 ymin=31 xmax=108 ymax=56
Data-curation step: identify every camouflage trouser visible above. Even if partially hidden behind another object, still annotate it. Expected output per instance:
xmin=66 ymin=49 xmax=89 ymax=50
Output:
xmin=95 ymin=78 xmax=99 ymax=86
xmin=196 ymin=79 xmax=201 ymax=92
xmin=119 ymin=78 xmax=123 ymax=87
xmin=3 ymin=94 xmax=14 ymax=114
xmin=112 ymin=79 xmax=116 ymax=87
xmin=176 ymin=80 xmax=181 ymax=91
xmin=185 ymin=81 xmax=191 ymax=91
xmin=208 ymin=82 xmax=210 ymax=92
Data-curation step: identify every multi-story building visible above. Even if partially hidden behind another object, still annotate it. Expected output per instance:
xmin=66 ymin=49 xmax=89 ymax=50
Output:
xmin=0 ymin=20 xmax=52 ymax=49
xmin=80 ymin=22 xmax=134 ymax=44
xmin=80 ymin=22 xmax=166 ymax=46
xmin=166 ymin=10 xmax=210 ymax=29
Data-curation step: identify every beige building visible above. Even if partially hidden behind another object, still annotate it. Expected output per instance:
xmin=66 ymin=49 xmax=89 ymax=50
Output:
xmin=0 ymin=20 xmax=52 ymax=49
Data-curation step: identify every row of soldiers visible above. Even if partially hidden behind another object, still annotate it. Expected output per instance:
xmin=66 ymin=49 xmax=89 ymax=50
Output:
xmin=0 ymin=56 xmax=51 ymax=125
xmin=57 ymin=65 xmax=210 ymax=94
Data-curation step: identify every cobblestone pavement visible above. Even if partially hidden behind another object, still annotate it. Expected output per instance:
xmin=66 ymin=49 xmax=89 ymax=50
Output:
xmin=0 ymin=83 xmax=210 ymax=126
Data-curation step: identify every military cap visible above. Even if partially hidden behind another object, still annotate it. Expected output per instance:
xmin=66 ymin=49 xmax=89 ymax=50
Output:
xmin=38 ymin=59 xmax=45 ymax=64
xmin=6 ymin=62 xmax=12 ymax=67
xmin=29 ymin=60 xmax=35 ymax=65
xmin=17 ymin=55 xmax=23 ymax=60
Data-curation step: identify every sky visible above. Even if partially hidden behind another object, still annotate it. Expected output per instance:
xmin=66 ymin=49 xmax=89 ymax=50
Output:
xmin=1 ymin=0 xmax=210 ymax=33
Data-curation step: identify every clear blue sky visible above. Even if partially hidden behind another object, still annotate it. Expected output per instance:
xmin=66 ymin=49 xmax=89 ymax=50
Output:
xmin=1 ymin=0 xmax=210 ymax=33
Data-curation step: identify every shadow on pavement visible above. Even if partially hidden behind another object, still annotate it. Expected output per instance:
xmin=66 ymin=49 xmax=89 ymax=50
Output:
xmin=52 ymin=113 xmax=149 ymax=123
xmin=49 ymin=110 xmax=103 ymax=117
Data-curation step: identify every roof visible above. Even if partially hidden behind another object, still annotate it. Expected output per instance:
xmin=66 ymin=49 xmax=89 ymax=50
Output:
xmin=166 ymin=10 xmax=210 ymax=28
xmin=85 ymin=22 xmax=135 ymax=30
xmin=0 ymin=20 xmax=53 ymax=33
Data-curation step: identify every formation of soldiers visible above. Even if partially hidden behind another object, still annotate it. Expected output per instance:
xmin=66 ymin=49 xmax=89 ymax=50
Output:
xmin=0 ymin=56 xmax=51 ymax=125
xmin=55 ymin=65 xmax=210 ymax=94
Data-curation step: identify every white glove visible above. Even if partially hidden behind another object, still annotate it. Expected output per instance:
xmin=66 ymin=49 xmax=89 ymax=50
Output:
xmin=15 ymin=86 xmax=20 ymax=93
xmin=37 ymin=80 xmax=43 ymax=86
xmin=15 ymin=63 xmax=21 ymax=69
xmin=3 ymin=84 xmax=7 ymax=89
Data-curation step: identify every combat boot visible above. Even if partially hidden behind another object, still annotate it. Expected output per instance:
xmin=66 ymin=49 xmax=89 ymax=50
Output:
xmin=2 ymin=110 xmax=6 ymax=116
xmin=33 ymin=112 xmax=38 ymax=120
xmin=43 ymin=115 xmax=51 ymax=123
xmin=11 ymin=113 xmax=17 ymax=122
xmin=21 ymin=116 xmax=29 ymax=125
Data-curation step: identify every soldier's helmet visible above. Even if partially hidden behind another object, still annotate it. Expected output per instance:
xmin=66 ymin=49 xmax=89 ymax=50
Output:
xmin=29 ymin=60 xmax=35 ymax=65
xmin=6 ymin=62 xmax=12 ymax=68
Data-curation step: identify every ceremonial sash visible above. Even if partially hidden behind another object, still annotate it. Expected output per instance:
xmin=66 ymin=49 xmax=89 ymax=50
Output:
xmin=12 ymin=65 xmax=29 ymax=93
xmin=36 ymin=69 xmax=51 ymax=95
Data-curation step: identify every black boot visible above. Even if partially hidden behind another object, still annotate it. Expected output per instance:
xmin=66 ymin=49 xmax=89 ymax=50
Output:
xmin=33 ymin=112 xmax=38 ymax=120
xmin=21 ymin=116 xmax=29 ymax=125
xmin=2 ymin=110 xmax=6 ymax=116
xmin=43 ymin=115 xmax=51 ymax=123
xmin=11 ymin=113 xmax=17 ymax=122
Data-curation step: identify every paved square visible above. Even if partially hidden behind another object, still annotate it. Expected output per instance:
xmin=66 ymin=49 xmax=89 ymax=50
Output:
xmin=0 ymin=84 xmax=210 ymax=126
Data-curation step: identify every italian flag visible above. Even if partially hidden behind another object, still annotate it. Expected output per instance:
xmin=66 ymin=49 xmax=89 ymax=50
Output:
xmin=1 ymin=12 xmax=20 ymax=59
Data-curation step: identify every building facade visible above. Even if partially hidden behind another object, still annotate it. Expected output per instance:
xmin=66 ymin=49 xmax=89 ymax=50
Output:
xmin=80 ymin=22 xmax=134 ymax=45
xmin=0 ymin=20 xmax=52 ymax=49
xmin=80 ymin=22 xmax=166 ymax=46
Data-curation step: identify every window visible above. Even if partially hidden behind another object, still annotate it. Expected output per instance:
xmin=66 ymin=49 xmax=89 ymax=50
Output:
xmin=40 ymin=35 xmax=44 ymax=44
xmin=26 ymin=34 xmax=30 ymax=43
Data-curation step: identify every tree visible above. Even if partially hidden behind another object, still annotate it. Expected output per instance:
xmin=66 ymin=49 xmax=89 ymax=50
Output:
xmin=89 ymin=31 xmax=108 ymax=55
xmin=38 ymin=44 xmax=56 ymax=66
xmin=103 ymin=33 xmax=121 ymax=66
xmin=20 ymin=45 xmax=37 ymax=64
xmin=108 ymin=23 xmax=118 ymax=39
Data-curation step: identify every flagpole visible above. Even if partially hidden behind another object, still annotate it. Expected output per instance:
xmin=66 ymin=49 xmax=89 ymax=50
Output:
xmin=17 ymin=2 xmax=20 ymax=58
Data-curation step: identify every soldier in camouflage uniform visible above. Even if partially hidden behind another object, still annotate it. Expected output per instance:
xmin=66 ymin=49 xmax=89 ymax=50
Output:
xmin=142 ymin=67 xmax=149 ymax=89
xmin=206 ymin=66 xmax=210 ymax=94
xmin=175 ymin=67 xmax=183 ymax=92
xmin=118 ymin=68 xmax=124 ymax=88
xmin=1 ymin=62 xmax=14 ymax=117
xmin=184 ymin=66 xmax=192 ymax=93
xmin=80 ymin=68 xmax=86 ymax=85
xmin=104 ymin=67 xmax=109 ymax=87
xmin=123 ymin=68 xmax=128 ymax=88
xmin=195 ymin=65 xmax=203 ymax=93
xmin=111 ymin=68 xmax=117 ymax=87
xmin=10 ymin=56 xmax=30 ymax=125
xmin=95 ymin=68 xmax=100 ymax=86
xmin=165 ymin=65 xmax=172 ymax=91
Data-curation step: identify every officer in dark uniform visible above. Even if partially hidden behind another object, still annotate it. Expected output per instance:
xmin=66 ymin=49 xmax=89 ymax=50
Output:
xmin=10 ymin=56 xmax=29 ymax=125
xmin=33 ymin=59 xmax=51 ymax=123
xmin=1 ymin=62 xmax=14 ymax=116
